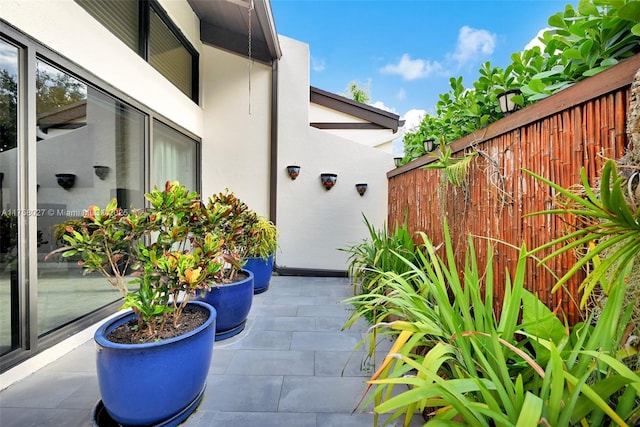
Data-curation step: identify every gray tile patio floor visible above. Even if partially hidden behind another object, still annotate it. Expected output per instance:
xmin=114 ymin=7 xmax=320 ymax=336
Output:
xmin=0 ymin=276 xmax=423 ymax=427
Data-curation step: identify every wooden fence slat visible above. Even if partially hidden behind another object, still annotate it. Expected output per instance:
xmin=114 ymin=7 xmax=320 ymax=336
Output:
xmin=388 ymin=58 xmax=635 ymax=324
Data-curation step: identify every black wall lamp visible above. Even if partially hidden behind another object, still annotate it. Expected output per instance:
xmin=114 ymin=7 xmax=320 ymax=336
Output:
xmin=55 ymin=173 xmax=76 ymax=190
xmin=497 ymin=89 xmax=521 ymax=115
xmin=394 ymin=157 xmax=402 ymax=167
xmin=94 ymin=165 xmax=110 ymax=180
xmin=423 ymin=139 xmax=435 ymax=153
xmin=320 ymin=173 xmax=337 ymax=190
xmin=355 ymin=183 xmax=368 ymax=196
xmin=286 ymin=165 xmax=301 ymax=180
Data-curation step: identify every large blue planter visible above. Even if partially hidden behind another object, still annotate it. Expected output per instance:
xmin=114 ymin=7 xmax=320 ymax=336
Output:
xmin=94 ymin=301 xmax=216 ymax=426
xmin=243 ymin=254 xmax=274 ymax=294
xmin=196 ymin=269 xmax=254 ymax=340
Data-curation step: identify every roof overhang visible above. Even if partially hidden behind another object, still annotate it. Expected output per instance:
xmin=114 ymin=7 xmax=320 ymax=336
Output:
xmin=188 ymin=0 xmax=281 ymax=64
xmin=310 ymin=86 xmax=404 ymax=133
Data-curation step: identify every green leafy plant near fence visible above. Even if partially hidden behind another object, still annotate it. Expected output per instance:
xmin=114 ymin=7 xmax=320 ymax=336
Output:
xmin=351 ymin=223 xmax=639 ymax=426
xmin=401 ymin=0 xmax=640 ymax=164
xmin=341 ymin=215 xmax=424 ymax=325
xmin=346 ymin=161 xmax=640 ymax=425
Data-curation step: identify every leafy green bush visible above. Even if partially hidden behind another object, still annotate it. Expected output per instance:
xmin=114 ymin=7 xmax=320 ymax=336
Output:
xmin=401 ymin=0 xmax=640 ymax=164
xmin=341 ymin=215 xmax=424 ymax=324
xmin=351 ymin=160 xmax=640 ymax=425
xmin=354 ymin=222 xmax=639 ymax=426
xmin=526 ymin=159 xmax=640 ymax=373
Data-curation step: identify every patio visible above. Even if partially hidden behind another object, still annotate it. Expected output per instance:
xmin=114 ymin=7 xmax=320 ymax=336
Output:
xmin=0 ymin=276 xmax=421 ymax=427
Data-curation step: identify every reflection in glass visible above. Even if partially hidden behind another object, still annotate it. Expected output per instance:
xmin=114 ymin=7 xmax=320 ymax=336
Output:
xmin=36 ymin=60 xmax=145 ymax=337
xmin=0 ymin=39 xmax=19 ymax=356
xmin=153 ymin=120 xmax=196 ymax=190
xmin=149 ymin=8 xmax=193 ymax=98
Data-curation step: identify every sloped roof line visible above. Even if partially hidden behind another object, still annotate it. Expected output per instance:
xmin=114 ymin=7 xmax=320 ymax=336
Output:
xmin=310 ymin=86 xmax=404 ymax=132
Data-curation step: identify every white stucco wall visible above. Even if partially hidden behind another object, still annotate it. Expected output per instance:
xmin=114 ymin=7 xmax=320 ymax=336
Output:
xmin=310 ymin=103 xmax=398 ymax=152
xmin=310 ymin=104 xmax=369 ymax=123
xmin=276 ymin=36 xmax=395 ymax=271
xmin=200 ymin=46 xmax=272 ymax=216
xmin=0 ymin=0 xmax=203 ymax=137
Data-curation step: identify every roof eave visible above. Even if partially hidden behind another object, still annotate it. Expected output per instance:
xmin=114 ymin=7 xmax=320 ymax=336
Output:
xmin=310 ymin=86 xmax=403 ymax=132
xmin=189 ymin=0 xmax=281 ymax=64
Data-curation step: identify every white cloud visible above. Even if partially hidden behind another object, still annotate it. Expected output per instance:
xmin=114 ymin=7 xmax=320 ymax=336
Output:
xmin=391 ymin=109 xmax=427 ymax=156
xmin=311 ymin=56 xmax=325 ymax=72
xmin=396 ymin=88 xmax=406 ymax=101
xmin=525 ymin=28 xmax=549 ymax=51
xmin=401 ymin=109 xmax=426 ymax=133
xmin=380 ymin=26 xmax=495 ymax=81
xmin=380 ymin=54 xmax=443 ymax=81
xmin=449 ymin=26 xmax=496 ymax=67
xmin=371 ymin=101 xmax=397 ymax=114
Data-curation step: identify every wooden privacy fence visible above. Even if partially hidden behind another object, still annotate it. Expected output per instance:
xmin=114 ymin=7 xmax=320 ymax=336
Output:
xmin=387 ymin=54 xmax=640 ymax=325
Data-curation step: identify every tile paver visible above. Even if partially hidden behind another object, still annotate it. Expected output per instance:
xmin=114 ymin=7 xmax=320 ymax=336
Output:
xmin=0 ymin=276 xmax=422 ymax=426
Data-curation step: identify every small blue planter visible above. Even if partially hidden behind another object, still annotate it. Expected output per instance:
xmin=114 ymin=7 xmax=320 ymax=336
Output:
xmin=196 ymin=269 xmax=254 ymax=340
xmin=243 ymin=254 xmax=274 ymax=294
xmin=93 ymin=301 xmax=216 ymax=426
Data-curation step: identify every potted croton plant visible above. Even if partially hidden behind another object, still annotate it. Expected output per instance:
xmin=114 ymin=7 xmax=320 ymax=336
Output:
xmin=194 ymin=190 xmax=255 ymax=340
xmin=49 ymin=182 xmax=223 ymax=426
xmin=242 ymin=214 xmax=278 ymax=294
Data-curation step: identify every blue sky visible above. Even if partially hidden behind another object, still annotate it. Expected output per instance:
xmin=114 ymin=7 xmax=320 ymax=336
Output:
xmin=271 ymin=0 xmax=573 ymax=130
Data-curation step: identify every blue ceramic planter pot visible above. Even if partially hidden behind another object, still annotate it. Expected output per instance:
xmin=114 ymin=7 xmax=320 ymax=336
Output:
xmin=94 ymin=301 xmax=216 ymax=426
xmin=196 ymin=269 xmax=254 ymax=340
xmin=243 ymin=254 xmax=274 ymax=294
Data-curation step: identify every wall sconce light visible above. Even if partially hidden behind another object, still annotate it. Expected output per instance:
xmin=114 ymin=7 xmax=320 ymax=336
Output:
xmin=355 ymin=183 xmax=368 ymax=196
xmin=394 ymin=157 xmax=403 ymax=167
xmin=55 ymin=173 xmax=76 ymax=190
xmin=320 ymin=173 xmax=337 ymax=190
xmin=423 ymin=139 xmax=435 ymax=153
xmin=286 ymin=165 xmax=301 ymax=180
xmin=93 ymin=165 xmax=110 ymax=180
xmin=497 ymin=89 xmax=521 ymax=115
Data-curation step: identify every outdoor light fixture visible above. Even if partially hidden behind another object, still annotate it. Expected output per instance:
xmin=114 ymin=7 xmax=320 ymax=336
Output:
xmin=94 ymin=165 xmax=110 ymax=180
xmin=423 ymin=139 xmax=435 ymax=153
xmin=320 ymin=173 xmax=337 ymax=190
xmin=55 ymin=173 xmax=76 ymax=190
xmin=628 ymin=171 xmax=640 ymax=197
xmin=394 ymin=157 xmax=402 ymax=167
xmin=497 ymin=89 xmax=521 ymax=115
xmin=355 ymin=183 xmax=368 ymax=196
xmin=286 ymin=165 xmax=301 ymax=180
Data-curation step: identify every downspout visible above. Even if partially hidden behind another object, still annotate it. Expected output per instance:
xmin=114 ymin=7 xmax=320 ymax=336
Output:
xmin=269 ymin=59 xmax=278 ymax=226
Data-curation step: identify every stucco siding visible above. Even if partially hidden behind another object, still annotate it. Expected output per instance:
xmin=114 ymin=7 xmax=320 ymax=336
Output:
xmin=200 ymin=45 xmax=272 ymax=216
xmin=276 ymin=36 xmax=394 ymax=271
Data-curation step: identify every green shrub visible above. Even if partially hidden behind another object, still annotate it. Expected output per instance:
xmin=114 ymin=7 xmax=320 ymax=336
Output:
xmin=401 ymin=0 xmax=640 ymax=165
xmin=354 ymin=222 xmax=639 ymax=426
xmin=341 ymin=215 xmax=424 ymax=325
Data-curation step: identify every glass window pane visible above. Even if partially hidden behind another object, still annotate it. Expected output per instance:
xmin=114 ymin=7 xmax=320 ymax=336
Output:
xmin=76 ymin=0 xmax=139 ymax=52
xmin=0 ymin=38 xmax=20 ymax=356
xmin=153 ymin=120 xmax=196 ymax=190
xmin=36 ymin=60 xmax=146 ymax=337
xmin=149 ymin=9 xmax=193 ymax=98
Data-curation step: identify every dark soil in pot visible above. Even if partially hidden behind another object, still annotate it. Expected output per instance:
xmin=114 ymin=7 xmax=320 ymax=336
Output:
xmin=107 ymin=308 xmax=208 ymax=344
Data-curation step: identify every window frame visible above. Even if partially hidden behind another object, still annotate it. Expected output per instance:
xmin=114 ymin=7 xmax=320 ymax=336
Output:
xmin=147 ymin=1 xmax=199 ymax=103
xmin=76 ymin=0 xmax=199 ymax=103
xmin=0 ymin=22 xmax=201 ymax=373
